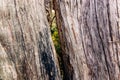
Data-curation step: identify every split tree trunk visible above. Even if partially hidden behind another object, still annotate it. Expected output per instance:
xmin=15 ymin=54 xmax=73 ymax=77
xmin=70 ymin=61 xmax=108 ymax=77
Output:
xmin=54 ymin=0 xmax=120 ymax=80
xmin=0 ymin=0 xmax=61 ymax=80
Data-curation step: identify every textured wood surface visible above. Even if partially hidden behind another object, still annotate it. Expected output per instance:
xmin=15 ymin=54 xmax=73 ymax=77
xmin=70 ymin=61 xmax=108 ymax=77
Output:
xmin=54 ymin=0 xmax=120 ymax=80
xmin=0 ymin=0 xmax=61 ymax=80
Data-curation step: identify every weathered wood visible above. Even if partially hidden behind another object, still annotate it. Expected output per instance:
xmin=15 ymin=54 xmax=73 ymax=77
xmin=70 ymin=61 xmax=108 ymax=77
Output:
xmin=0 ymin=0 xmax=61 ymax=80
xmin=44 ymin=0 xmax=53 ymax=25
xmin=54 ymin=0 xmax=120 ymax=80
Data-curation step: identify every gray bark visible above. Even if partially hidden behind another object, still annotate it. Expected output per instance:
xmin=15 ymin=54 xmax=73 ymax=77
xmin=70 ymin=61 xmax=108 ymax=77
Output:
xmin=54 ymin=0 xmax=120 ymax=80
xmin=44 ymin=0 xmax=53 ymax=24
xmin=0 ymin=0 xmax=61 ymax=80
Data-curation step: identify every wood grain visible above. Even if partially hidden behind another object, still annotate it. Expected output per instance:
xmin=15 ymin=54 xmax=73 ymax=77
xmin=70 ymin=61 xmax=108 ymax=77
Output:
xmin=54 ymin=0 xmax=120 ymax=80
xmin=0 ymin=0 xmax=61 ymax=80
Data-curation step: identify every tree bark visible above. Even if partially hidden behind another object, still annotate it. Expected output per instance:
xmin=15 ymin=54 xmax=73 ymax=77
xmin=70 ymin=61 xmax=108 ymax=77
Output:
xmin=0 ymin=0 xmax=61 ymax=80
xmin=54 ymin=0 xmax=120 ymax=80
xmin=44 ymin=0 xmax=53 ymax=25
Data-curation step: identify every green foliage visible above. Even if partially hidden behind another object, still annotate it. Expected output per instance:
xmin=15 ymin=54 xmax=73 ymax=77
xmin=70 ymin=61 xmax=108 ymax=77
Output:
xmin=51 ymin=21 xmax=61 ymax=55
xmin=50 ymin=21 xmax=64 ymax=79
xmin=50 ymin=10 xmax=61 ymax=55
xmin=49 ymin=10 xmax=64 ymax=79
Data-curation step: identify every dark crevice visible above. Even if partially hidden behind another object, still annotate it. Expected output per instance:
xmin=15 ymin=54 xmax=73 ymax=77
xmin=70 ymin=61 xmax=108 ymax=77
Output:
xmin=53 ymin=0 xmax=75 ymax=79
xmin=106 ymin=0 xmax=113 ymax=42
xmin=116 ymin=0 xmax=120 ymax=40
xmin=45 ymin=0 xmax=73 ymax=80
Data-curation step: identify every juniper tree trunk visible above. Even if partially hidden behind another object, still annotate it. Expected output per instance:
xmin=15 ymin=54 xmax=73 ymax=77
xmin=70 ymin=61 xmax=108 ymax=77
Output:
xmin=0 ymin=0 xmax=61 ymax=80
xmin=54 ymin=0 xmax=120 ymax=80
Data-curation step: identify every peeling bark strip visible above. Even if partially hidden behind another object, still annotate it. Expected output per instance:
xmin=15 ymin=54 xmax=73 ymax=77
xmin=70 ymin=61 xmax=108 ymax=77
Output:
xmin=54 ymin=0 xmax=120 ymax=80
xmin=0 ymin=0 xmax=61 ymax=80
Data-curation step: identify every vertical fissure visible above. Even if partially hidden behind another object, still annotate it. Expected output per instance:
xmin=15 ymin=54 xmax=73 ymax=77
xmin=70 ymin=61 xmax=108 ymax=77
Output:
xmin=44 ymin=0 xmax=65 ymax=79
xmin=107 ymin=0 xmax=113 ymax=42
